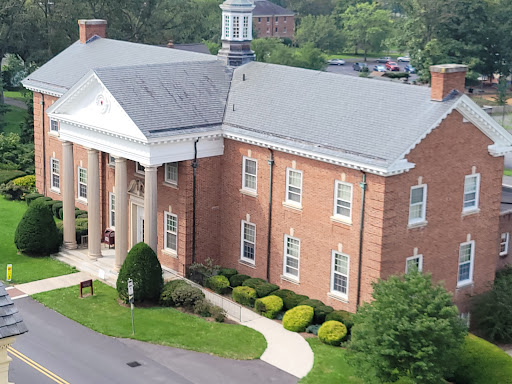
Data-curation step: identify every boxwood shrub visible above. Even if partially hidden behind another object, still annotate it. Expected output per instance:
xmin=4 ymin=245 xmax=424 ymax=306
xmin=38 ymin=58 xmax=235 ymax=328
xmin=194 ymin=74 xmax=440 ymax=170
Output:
xmin=52 ymin=201 xmax=63 ymax=218
xmin=326 ymin=310 xmax=354 ymax=333
xmin=206 ymin=275 xmax=230 ymax=294
xmin=160 ymin=280 xmax=189 ymax=306
xmin=219 ymin=268 xmax=238 ymax=280
xmin=255 ymin=282 xmax=279 ymax=298
xmin=25 ymin=192 xmax=44 ymax=205
xmin=283 ymin=293 xmax=309 ymax=310
xmin=273 ymin=289 xmax=295 ymax=301
xmin=318 ymin=320 xmax=347 ymax=346
xmin=171 ymin=284 xmax=205 ymax=309
xmin=314 ymin=305 xmax=334 ymax=324
xmin=242 ymin=277 xmax=267 ymax=289
xmin=75 ymin=218 xmax=88 ymax=244
xmin=254 ymin=295 xmax=283 ymax=319
xmin=282 ymin=305 xmax=314 ymax=332
xmin=44 ymin=199 xmax=59 ymax=210
xmin=232 ymin=286 xmax=257 ymax=307
xmin=299 ymin=299 xmax=324 ymax=309
xmin=230 ymin=274 xmax=250 ymax=287
xmin=75 ymin=210 xmax=87 ymax=218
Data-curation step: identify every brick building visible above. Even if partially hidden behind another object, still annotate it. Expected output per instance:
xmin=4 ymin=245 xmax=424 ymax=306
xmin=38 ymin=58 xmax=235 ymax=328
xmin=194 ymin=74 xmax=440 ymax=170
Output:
xmin=252 ymin=0 xmax=295 ymax=39
xmin=22 ymin=3 xmax=512 ymax=316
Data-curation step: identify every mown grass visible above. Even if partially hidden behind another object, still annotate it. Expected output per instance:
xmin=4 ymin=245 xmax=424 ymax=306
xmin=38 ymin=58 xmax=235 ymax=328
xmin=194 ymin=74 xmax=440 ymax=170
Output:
xmin=3 ymin=105 xmax=26 ymax=134
xmin=505 ymin=169 xmax=512 ymax=177
xmin=3 ymin=91 xmax=25 ymax=101
xmin=33 ymin=281 xmax=267 ymax=360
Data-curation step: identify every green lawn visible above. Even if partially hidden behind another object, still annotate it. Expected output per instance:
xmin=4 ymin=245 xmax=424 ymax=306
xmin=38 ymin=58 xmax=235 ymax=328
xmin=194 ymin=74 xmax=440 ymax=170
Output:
xmin=3 ymin=105 xmax=26 ymax=134
xmin=33 ymin=281 xmax=267 ymax=360
xmin=3 ymin=91 xmax=25 ymax=101
xmin=0 ymin=197 xmax=76 ymax=284
xmin=505 ymin=169 xmax=512 ymax=177
xmin=300 ymin=338 xmax=363 ymax=384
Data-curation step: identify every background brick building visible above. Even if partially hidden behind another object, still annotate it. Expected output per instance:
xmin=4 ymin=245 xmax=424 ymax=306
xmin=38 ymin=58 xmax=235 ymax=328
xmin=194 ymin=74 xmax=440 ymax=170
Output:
xmin=252 ymin=0 xmax=295 ymax=39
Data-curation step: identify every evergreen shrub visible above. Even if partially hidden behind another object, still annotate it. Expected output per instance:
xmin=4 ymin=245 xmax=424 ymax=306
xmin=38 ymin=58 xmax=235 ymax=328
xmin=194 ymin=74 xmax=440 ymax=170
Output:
xmin=254 ymin=295 xmax=283 ymax=319
xmin=25 ymin=192 xmax=44 ymax=205
xmin=254 ymin=282 xmax=279 ymax=298
xmin=326 ymin=310 xmax=354 ymax=332
xmin=219 ymin=268 xmax=238 ymax=280
xmin=314 ymin=305 xmax=334 ymax=324
xmin=232 ymin=286 xmax=257 ymax=306
xmin=242 ymin=277 xmax=267 ymax=289
xmin=52 ymin=201 xmax=63 ymax=218
xmin=171 ymin=284 xmax=205 ymax=308
xmin=282 ymin=305 xmax=314 ymax=332
xmin=206 ymin=275 xmax=230 ymax=294
xmin=159 ymin=280 xmax=189 ymax=306
xmin=318 ymin=320 xmax=347 ymax=346
xmin=229 ymin=274 xmax=250 ymax=287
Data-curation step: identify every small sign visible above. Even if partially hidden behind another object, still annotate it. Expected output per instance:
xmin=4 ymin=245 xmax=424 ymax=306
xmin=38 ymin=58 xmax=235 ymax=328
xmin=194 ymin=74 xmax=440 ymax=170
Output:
xmin=128 ymin=279 xmax=134 ymax=296
xmin=80 ymin=279 xmax=94 ymax=298
xmin=128 ymin=278 xmax=135 ymax=335
xmin=6 ymin=265 xmax=12 ymax=282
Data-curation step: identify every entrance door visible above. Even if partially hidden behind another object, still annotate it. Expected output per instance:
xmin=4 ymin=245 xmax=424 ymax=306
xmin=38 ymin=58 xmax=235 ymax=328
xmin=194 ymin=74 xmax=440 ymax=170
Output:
xmin=136 ymin=205 xmax=144 ymax=244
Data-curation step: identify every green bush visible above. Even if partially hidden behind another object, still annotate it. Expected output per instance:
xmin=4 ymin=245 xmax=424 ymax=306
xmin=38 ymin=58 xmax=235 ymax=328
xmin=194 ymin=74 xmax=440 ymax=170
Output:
xmin=44 ymin=199 xmax=59 ymax=209
xmin=255 ymin=282 xmax=279 ymax=298
xmin=326 ymin=310 xmax=354 ymax=332
xmin=159 ymin=280 xmax=189 ymax=306
xmin=318 ymin=320 xmax=347 ymax=346
xmin=314 ymin=305 xmax=334 ymax=324
xmin=171 ymin=284 xmax=205 ymax=309
xmin=52 ymin=201 xmax=63 ymax=218
xmin=210 ymin=305 xmax=226 ymax=323
xmin=306 ymin=324 xmax=321 ymax=335
xmin=283 ymin=293 xmax=309 ymax=310
xmin=25 ymin=192 xmax=43 ymax=205
xmin=75 ymin=218 xmax=88 ymax=245
xmin=55 ymin=221 xmax=64 ymax=245
xmin=282 ymin=305 xmax=314 ymax=332
xmin=77 ymin=213 xmax=88 ymax=219
xmin=116 ymin=242 xmax=163 ymax=303
xmin=193 ymin=299 xmax=212 ymax=317
xmin=206 ymin=275 xmax=230 ymax=294
xmin=299 ymin=299 xmax=324 ymax=309
xmin=12 ymin=175 xmax=35 ymax=189
xmin=35 ymin=196 xmax=51 ymax=204
xmin=14 ymin=198 xmax=60 ymax=256
xmin=219 ymin=268 xmax=238 ymax=280
xmin=0 ymin=181 xmax=25 ymax=200
xmin=230 ymin=274 xmax=250 ymax=287
xmin=254 ymin=295 xmax=283 ymax=319
xmin=383 ymin=71 xmax=410 ymax=79
xmin=187 ymin=257 xmax=220 ymax=286
xmin=75 ymin=209 xmax=87 ymax=218
xmin=242 ymin=277 xmax=267 ymax=289
xmin=232 ymin=286 xmax=257 ymax=306
xmin=451 ymin=334 xmax=512 ymax=384
xmin=273 ymin=289 xmax=295 ymax=301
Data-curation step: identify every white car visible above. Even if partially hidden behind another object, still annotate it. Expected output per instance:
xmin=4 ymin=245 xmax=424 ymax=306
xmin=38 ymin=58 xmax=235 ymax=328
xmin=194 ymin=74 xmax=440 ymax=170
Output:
xmin=397 ymin=56 xmax=410 ymax=62
xmin=328 ymin=58 xmax=345 ymax=65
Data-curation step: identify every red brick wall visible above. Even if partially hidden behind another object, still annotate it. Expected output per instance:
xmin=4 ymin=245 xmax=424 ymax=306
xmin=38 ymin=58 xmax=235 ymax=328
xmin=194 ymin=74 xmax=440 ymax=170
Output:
xmin=253 ymin=15 xmax=294 ymax=39
xmin=431 ymin=71 xmax=466 ymax=101
xmin=498 ymin=212 xmax=512 ymax=270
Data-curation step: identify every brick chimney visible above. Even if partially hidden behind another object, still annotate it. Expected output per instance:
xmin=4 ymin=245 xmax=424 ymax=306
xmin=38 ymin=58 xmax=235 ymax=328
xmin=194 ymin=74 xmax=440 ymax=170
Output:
xmin=78 ymin=19 xmax=107 ymax=44
xmin=430 ymin=64 xmax=468 ymax=101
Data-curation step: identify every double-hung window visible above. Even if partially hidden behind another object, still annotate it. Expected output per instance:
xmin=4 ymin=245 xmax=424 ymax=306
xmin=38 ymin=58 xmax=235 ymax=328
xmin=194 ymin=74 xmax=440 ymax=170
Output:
xmin=109 ymin=192 xmax=115 ymax=229
xmin=286 ymin=168 xmax=302 ymax=206
xmin=405 ymin=254 xmax=423 ymax=273
xmin=50 ymin=120 xmax=59 ymax=133
xmin=165 ymin=162 xmax=178 ymax=186
xmin=50 ymin=158 xmax=60 ymax=192
xmin=242 ymin=157 xmax=257 ymax=192
xmin=283 ymin=235 xmax=300 ymax=279
xmin=240 ymin=221 xmax=256 ymax=263
xmin=500 ymin=233 xmax=509 ymax=256
xmin=77 ymin=167 xmax=87 ymax=201
xmin=458 ymin=240 xmax=475 ymax=286
xmin=333 ymin=181 xmax=352 ymax=221
xmin=408 ymin=185 xmax=427 ymax=225
xmin=164 ymin=212 xmax=178 ymax=253
xmin=331 ymin=251 xmax=349 ymax=298
xmin=463 ymin=174 xmax=480 ymax=212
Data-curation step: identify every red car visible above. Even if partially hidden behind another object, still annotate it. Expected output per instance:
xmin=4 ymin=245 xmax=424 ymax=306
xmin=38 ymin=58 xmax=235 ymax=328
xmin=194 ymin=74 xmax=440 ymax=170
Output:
xmin=385 ymin=61 xmax=400 ymax=71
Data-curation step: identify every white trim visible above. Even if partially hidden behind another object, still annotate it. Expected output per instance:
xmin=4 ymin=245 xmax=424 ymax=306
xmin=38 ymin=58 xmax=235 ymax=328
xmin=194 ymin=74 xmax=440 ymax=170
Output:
xmin=457 ymin=240 xmax=475 ymax=287
xmin=50 ymin=157 xmax=60 ymax=192
xmin=333 ymin=181 xmax=352 ymax=223
xmin=135 ymin=162 xmax=145 ymax=175
xmin=50 ymin=119 xmax=59 ymax=133
xmin=408 ymin=184 xmax=427 ymax=225
xmin=164 ymin=162 xmax=178 ymax=186
xmin=330 ymin=251 xmax=349 ymax=299
xmin=22 ymin=84 xmax=64 ymax=97
xmin=405 ymin=254 xmax=423 ymax=273
xmin=500 ymin=232 xmax=509 ymax=256
xmin=283 ymin=234 xmax=300 ymax=281
xmin=242 ymin=156 xmax=257 ymax=193
xmin=463 ymin=173 xmax=480 ymax=212
xmin=285 ymin=168 xmax=303 ymax=207
xmin=164 ymin=212 xmax=178 ymax=254
xmin=77 ymin=166 xmax=87 ymax=201
xmin=109 ymin=192 xmax=115 ymax=230
xmin=240 ymin=220 xmax=256 ymax=264
xmin=108 ymin=155 xmax=116 ymax=167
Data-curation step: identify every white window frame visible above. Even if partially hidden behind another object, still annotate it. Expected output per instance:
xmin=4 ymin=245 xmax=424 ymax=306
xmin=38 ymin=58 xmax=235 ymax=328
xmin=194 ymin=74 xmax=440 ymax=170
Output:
xmin=333 ymin=181 xmax=353 ymax=221
xmin=405 ymin=254 xmax=423 ymax=273
xmin=408 ymin=184 xmax=427 ymax=225
xmin=109 ymin=192 xmax=115 ymax=229
xmin=283 ymin=235 xmax=300 ymax=280
xmin=330 ymin=251 xmax=349 ymax=299
xmin=164 ymin=162 xmax=178 ymax=186
xmin=243 ymin=16 xmax=249 ymax=39
xmin=108 ymin=155 xmax=116 ymax=167
xmin=457 ymin=240 xmax=475 ymax=287
xmin=242 ymin=157 xmax=257 ymax=192
xmin=77 ymin=166 xmax=87 ymax=201
xmin=463 ymin=174 xmax=480 ymax=212
xmin=240 ymin=220 xmax=256 ymax=264
xmin=285 ymin=168 xmax=303 ymax=206
xmin=135 ymin=162 xmax=145 ymax=175
xmin=233 ymin=15 xmax=240 ymax=38
xmin=500 ymin=232 xmax=509 ymax=256
xmin=50 ymin=120 xmax=59 ymax=133
xmin=164 ymin=212 xmax=178 ymax=254
xmin=50 ymin=157 xmax=60 ymax=192
xmin=224 ymin=14 xmax=230 ymax=39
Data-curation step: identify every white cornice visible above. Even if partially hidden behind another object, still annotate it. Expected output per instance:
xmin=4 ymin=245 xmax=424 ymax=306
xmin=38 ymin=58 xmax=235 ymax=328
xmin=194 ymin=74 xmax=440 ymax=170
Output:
xmin=22 ymin=84 xmax=64 ymax=98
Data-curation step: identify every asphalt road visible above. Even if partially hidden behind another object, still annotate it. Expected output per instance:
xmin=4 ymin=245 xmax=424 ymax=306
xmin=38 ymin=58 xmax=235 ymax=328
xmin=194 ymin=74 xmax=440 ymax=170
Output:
xmin=326 ymin=58 xmax=419 ymax=82
xmin=9 ymin=297 xmax=297 ymax=384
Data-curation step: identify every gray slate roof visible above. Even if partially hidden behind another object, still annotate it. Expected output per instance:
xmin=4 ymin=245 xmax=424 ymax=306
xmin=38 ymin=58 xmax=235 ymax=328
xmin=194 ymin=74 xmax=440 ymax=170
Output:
xmin=253 ymin=0 xmax=294 ymax=16
xmin=0 ymin=282 xmax=28 ymax=339
xmin=94 ymin=61 xmax=232 ymax=138
xmin=23 ymin=38 xmax=216 ymax=95
xmin=174 ymin=44 xmax=212 ymax=55
xmin=223 ymin=62 xmax=459 ymax=169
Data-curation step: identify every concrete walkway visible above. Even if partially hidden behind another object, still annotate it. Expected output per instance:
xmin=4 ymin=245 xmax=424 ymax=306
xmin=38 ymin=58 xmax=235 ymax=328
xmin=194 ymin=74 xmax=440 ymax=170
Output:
xmin=3 ymin=97 xmax=28 ymax=110
xmin=13 ymin=271 xmax=93 ymax=296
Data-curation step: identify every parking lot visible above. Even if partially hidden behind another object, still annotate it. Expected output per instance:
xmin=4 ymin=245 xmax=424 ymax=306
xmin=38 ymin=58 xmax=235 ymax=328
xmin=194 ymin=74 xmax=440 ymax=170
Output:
xmin=326 ymin=58 xmax=419 ymax=82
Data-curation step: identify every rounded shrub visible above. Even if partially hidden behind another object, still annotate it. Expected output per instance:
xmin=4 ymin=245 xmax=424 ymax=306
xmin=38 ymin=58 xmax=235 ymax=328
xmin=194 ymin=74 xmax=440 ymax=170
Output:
xmin=116 ymin=242 xmax=163 ymax=303
xmin=12 ymin=175 xmax=36 ymax=189
xmin=219 ymin=268 xmax=238 ymax=280
xmin=75 ymin=209 xmax=87 ymax=218
xmin=52 ymin=201 xmax=63 ymax=218
xmin=230 ymin=274 xmax=250 ymax=287
xmin=206 ymin=275 xmax=230 ymax=294
xmin=282 ymin=305 xmax=314 ymax=332
xmin=75 ymin=218 xmax=88 ymax=245
xmin=35 ymin=196 xmax=51 ymax=203
xmin=255 ymin=282 xmax=279 ymax=298
xmin=254 ymin=295 xmax=283 ymax=319
xmin=326 ymin=310 xmax=354 ymax=333
xmin=44 ymin=199 xmax=59 ymax=210
xmin=232 ymin=286 xmax=257 ymax=307
xmin=171 ymin=284 xmax=205 ymax=308
xmin=299 ymin=299 xmax=324 ymax=309
xmin=283 ymin=293 xmax=309 ymax=310
xmin=318 ymin=320 xmax=347 ymax=346
xmin=273 ymin=289 xmax=295 ymax=301
xmin=25 ymin=192 xmax=44 ymax=205
xmin=193 ymin=299 xmax=212 ymax=317
xmin=55 ymin=221 xmax=64 ymax=245
xmin=159 ymin=280 xmax=189 ymax=306
xmin=242 ymin=277 xmax=267 ymax=289
xmin=314 ymin=305 xmax=334 ymax=324
xmin=14 ymin=198 xmax=61 ymax=256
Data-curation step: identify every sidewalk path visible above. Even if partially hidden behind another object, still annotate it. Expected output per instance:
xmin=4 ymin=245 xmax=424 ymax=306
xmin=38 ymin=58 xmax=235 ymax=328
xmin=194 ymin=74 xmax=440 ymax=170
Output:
xmin=3 ymin=97 xmax=28 ymax=110
xmin=12 ymin=271 xmax=92 ymax=296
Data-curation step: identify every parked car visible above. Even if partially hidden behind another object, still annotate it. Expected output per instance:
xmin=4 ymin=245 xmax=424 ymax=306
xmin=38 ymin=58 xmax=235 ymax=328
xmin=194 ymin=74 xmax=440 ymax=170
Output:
xmin=328 ymin=58 xmax=345 ymax=65
xmin=404 ymin=65 xmax=416 ymax=74
xmin=397 ymin=56 xmax=410 ymax=62
xmin=385 ymin=61 xmax=400 ymax=71
xmin=353 ymin=62 xmax=368 ymax=71
xmin=373 ymin=65 xmax=387 ymax=72
xmin=376 ymin=56 xmax=392 ymax=63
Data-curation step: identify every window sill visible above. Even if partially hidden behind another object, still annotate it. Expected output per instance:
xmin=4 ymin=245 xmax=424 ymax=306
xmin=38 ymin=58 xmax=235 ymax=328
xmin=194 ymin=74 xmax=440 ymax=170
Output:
xmin=50 ymin=188 xmax=61 ymax=195
xmin=328 ymin=292 xmax=349 ymax=303
xmin=240 ymin=189 xmax=258 ymax=198
xmin=163 ymin=181 xmax=178 ymax=189
xmin=456 ymin=281 xmax=474 ymax=289
xmin=462 ymin=208 xmax=480 ymax=217
xmin=281 ymin=274 xmax=300 ymax=285
xmin=499 ymin=252 xmax=509 ymax=257
xmin=282 ymin=201 xmax=303 ymax=212
xmin=48 ymin=131 xmax=60 ymax=138
xmin=239 ymin=259 xmax=256 ymax=269
xmin=133 ymin=172 xmax=144 ymax=179
xmin=330 ymin=216 xmax=352 ymax=226
xmin=162 ymin=249 xmax=178 ymax=258
xmin=408 ymin=220 xmax=428 ymax=229
xmin=76 ymin=198 xmax=87 ymax=206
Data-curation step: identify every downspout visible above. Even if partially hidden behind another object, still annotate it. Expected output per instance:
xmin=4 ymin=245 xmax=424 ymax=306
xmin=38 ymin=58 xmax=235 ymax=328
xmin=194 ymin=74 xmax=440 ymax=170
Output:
xmin=191 ymin=138 xmax=200 ymax=264
xmin=266 ymin=149 xmax=274 ymax=281
xmin=41 ymin=94 xmax=46 ymax=195
xmin=356 ymin=172 xmax=367 ymax=308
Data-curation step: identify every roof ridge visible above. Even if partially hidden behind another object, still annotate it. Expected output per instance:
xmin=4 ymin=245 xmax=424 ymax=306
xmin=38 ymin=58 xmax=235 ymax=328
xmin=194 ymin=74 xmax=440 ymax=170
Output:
xmin=93 ymin=59 xmax=222 ymax=74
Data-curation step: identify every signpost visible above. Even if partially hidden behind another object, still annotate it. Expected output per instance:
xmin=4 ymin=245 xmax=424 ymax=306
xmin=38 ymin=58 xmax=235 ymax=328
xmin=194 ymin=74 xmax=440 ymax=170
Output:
xmin=128 ymin=278 xmax=135 ymax=335
xmin=6 ymin=265 xmax=12 ymax=282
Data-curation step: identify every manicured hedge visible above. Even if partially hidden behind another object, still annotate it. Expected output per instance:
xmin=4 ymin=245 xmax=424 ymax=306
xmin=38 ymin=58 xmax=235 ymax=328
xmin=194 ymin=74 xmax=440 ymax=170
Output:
xmin=283 ymin=305 xmax=314 ymax=332
xmin=326 ymin=310 xmax=354 ymax=333
xmin=255 ymin=282 xmax=279 ymax=298
xmin=160 ymin=280 xmax=189 ymax=306
xmin=171 ymin=284 xmax=205 ymax=309
xmin=254 ymin=295 xmax=283 ymax=319
xmin=242 ymin=277 xmax=267 ymax=289
xmin=299 ymin=299 xmax=324 ymax=309
xmin=232 ymin=286 xmax=257 ymax=307
xmin=219 ymin=268 xmax=238 ymax=280
xmin=318 ymin=320 xmax=347 ymax=346
xmin=230 ymin=274 xmax=250 ymax=287
xmin=314 ymin=305 xmax=334 ymax=324
xmin=75 ymin=218 xmax=88 ymax=245
xmin=206 ymin=275 xmax=230 ymax=294
xmin=75 ymin=209 xmax=87 ymax=218
xmin=52 ymin=201 xmax=63 ymax=218
xmin=25 ymin=192 xmax=44 ymax=205
xmin=12 ymin=175 xmax=35 ymax=189
xmin=284 ymin=293 xmax=309 ymax=310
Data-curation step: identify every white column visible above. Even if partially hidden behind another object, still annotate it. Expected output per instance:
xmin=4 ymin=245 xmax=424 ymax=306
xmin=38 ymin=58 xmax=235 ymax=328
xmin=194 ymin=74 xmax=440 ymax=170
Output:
xmin=0 ymin=336 xmax=16 ymax=384
xmin=144 ymin=165 xmax=159 ymax=253
xmin=114 ymin=158 xmax=128 ymax=271
xmin=62 ymin=141 xmax=76 ymax=249
xmin=87 ymin=149 xmax=102 ymax=259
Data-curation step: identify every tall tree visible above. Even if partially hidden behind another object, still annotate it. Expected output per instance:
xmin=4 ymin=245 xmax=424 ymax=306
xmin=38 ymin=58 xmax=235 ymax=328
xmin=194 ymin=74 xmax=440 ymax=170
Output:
xmin=295 ymin=15 xmax=343 ymax=52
